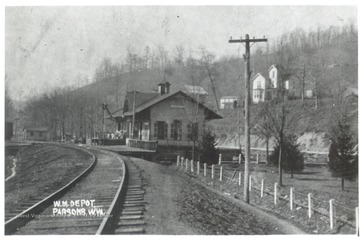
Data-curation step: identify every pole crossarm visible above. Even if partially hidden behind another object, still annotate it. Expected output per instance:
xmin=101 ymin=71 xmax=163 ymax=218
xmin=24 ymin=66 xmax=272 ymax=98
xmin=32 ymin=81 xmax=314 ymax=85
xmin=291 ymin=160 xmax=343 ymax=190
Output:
xmin=229 ymin=38 xmax=267 ymax=43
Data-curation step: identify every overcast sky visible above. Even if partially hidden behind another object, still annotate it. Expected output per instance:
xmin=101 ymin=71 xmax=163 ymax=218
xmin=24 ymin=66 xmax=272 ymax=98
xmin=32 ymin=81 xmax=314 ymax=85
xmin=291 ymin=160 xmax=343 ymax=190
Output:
xmin=5 ymin=5 xmax=357 ymax=101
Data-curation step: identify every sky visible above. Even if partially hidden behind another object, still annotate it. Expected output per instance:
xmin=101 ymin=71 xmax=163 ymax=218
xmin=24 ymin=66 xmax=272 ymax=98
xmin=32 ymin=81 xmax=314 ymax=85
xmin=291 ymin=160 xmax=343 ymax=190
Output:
xmin=4 ymin=4 xmax=358 ymax=101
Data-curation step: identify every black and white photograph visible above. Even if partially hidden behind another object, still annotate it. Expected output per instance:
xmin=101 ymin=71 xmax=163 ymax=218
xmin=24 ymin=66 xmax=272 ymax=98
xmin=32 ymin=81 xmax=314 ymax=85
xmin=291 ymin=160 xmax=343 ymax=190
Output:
xmin=3 ymin=1 xmax=359 ymax=236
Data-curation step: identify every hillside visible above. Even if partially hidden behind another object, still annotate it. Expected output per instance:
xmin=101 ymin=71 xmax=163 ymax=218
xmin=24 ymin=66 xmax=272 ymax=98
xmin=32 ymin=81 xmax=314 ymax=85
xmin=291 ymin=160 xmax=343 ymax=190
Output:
xmin=211 ymin=97 xmax=358 ymax=153
xmin=18 ymin=24 xmax=358 ymax=142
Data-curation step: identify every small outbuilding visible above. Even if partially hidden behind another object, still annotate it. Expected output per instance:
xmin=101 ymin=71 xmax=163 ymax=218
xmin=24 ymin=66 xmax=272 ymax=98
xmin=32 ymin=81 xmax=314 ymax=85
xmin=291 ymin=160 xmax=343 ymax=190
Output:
xmin=23 ymin=127 xmax=48 ymax=141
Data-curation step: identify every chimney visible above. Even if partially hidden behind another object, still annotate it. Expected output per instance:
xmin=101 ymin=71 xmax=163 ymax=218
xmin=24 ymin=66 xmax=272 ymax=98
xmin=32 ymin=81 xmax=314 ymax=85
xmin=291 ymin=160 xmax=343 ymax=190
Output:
xmin=158 ymin=78 xmax=171 ymax=96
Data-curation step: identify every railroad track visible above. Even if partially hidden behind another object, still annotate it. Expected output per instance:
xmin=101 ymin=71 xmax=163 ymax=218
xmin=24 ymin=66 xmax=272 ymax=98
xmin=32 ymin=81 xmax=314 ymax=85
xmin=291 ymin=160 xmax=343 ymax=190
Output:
xmin=5 ymin=144 xmax=97 ymax=234
xmin=114 ymin=156 xmax=147 ymax=234
xmin=5 ymin=146 xmax=126 ymax=235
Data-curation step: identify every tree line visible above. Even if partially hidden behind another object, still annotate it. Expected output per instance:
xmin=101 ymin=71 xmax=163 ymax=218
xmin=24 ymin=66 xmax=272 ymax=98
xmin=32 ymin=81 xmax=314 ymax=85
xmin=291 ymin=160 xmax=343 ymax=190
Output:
xmin=11 ymin=23 xmax=357 ymax=178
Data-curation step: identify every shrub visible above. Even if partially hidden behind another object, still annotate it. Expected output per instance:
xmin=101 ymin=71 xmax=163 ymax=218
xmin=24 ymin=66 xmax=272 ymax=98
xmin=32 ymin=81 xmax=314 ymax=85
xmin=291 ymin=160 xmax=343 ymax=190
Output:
xmin=199 ymin=128 xmax=219 ymax=165
xmin=328 ymin=118 xmax=358 ymax=190
xmin=269 ymin=135 xmax=304 ymax=177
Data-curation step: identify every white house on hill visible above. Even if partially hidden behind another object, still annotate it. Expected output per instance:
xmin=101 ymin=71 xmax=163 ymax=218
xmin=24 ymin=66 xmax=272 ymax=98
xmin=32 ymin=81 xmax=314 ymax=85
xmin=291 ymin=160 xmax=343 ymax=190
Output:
xmin=252 ymin=64 xmax=291 ymax=103
xmin=252 ymin=73 xmax=268 ymax=103
xmin=268 ymin=65 xmax=279 ymax=89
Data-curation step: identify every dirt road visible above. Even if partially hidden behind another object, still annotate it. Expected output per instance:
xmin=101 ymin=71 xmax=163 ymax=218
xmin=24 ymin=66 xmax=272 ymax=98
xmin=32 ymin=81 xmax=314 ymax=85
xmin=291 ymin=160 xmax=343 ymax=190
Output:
xmin=127 ymin=156 xmax=305 ymax=235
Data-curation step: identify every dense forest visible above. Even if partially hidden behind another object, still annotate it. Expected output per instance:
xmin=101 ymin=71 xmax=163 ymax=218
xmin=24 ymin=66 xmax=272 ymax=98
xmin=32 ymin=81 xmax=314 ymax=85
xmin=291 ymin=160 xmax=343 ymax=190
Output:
xmin=6 ymin=23 xmax=358 ymax=141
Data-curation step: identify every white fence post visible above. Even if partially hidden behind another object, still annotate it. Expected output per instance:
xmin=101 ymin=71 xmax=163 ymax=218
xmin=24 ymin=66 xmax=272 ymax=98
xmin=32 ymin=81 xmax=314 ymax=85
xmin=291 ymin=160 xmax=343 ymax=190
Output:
xmin=238 ymin=172 xmax=242 ymax=186
xmin=177 ymin=155 xmax=180 ymax=167
xmin=274 ymin=182 xmax=278 ymax=205
xmin=191 ymin=160 xmax=194 ymax=172
xmin=211 ymin=164 xmax=214 ymax=179
xmin=197 ymin=161 xmax=200 ymax=175
xmin=238 ymin=154 xmax=242 ymax=164
xmin=204 ymin=163 xmax=207 ymax=176
xmin=290 ymin=187 xmax=294 ymax=211
xmin=220 ymin=166 xmax=223 ymax=181
xmin=308 ymin=193 xmax=312 ymax=218
xmin=249 ymin=175 xmax=252 ymax=191
xmin=181 ymin=157 xmax=184 ymax=169
xmin=218 ymin=153 xmax=222 ymax=165
xmin=329 ymin=199 xmax=334 ymax=230
xmin=356 ymin=207 xmax=359 ymax=236
xmin=256 ymin=154 xmax=259 ymax=164
xmin=185 ymin=158 xmax=188 ymax=171
xmin=261 ymin=179 xmax=264 ymax=198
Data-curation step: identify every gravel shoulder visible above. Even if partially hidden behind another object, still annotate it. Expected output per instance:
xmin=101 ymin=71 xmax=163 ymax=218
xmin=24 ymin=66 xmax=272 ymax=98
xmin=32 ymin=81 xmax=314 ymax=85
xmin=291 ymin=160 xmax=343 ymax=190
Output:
xmin=129 ymin=157 xmax=305 ymax=235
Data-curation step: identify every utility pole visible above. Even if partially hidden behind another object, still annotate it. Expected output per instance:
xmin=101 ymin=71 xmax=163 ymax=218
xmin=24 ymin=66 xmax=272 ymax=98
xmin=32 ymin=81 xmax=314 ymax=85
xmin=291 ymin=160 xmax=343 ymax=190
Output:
xmin=229 ymin=34 xmax=267 ymax=203
xmin=131 ymin=91 xmax=137 ymax=139
xmin=102 ymin=103 xmax=107 ymax=133
xmin=302 ymin=60 xmax=305 ymax=101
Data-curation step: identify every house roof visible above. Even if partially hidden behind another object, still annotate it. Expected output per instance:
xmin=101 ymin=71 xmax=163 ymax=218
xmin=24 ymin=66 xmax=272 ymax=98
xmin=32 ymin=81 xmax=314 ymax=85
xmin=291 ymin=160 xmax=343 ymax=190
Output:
xmin=184 ymin=85 xmax=208 ymax=95
xmin=118 ymin=90 xmax=222 ymax=120
xmin=268 ymin=64 xmax=284 ymax=72
xmin=126 ymin=91 xmax=159 ymax=109
xmin=251 ymin=73 xmax=266 ymax=82
xmin=220 ymin=96 xmax=238 ymax=99
xmin=23 ymin=127 xmax=48 ymax=132
xmin=344 ymin=87 xmax=358 ymax=97
xmin=158 ymin=78 xmax=171 ymax=85
xmin=112 ymin=91 xmax=158 ymax=118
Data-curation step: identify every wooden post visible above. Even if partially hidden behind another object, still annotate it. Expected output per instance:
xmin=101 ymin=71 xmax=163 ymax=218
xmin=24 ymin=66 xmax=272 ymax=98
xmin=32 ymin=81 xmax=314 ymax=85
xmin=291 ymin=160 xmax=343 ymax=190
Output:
xmin=308 ymin=193 xmax=312 ymax=218
xmin=191 ymin=160 xmax=194 ymax=173
xmin=239 ymin=154 xmax=242 ymax=164
xmin=211 ymin=164 xmax=214 ymax=179
xmin=204 ymin=163 xmax=207 ymax=176
xmin=249 ymin=175 xmax=252 ymax=191
xmin=329 ymin=199 xmax=334 ymax=229
xmin=220 ymin=166 xmax=223 ymax=181
xmin=218 ymin=153 xmax=222 ymax=165
xmin=274 ymin=182 xmax=278 ymax=205
xmin=356 ymin=207 xmax=359 ymax=236
xmin=290 ymin=187 xmax=294 ymax=211
xmin=238 ymin=172 xmax=242 ymax=186
xmin=181 ymin=157 xmax=184 ymax=169
xmin=256 ymin=154 xmax=259 ymax=164
xmin=261 ymin=179 xmax=264 ymax=198
xmin=197 ymin=161 xmax=200 ymax=175
xmin=177 ymin=155 xmax=180 ymax=167
xmin=185 ymin=158 xmax=188 ymax=171
xmin=229 ymin=34 xmax=267 ymax=204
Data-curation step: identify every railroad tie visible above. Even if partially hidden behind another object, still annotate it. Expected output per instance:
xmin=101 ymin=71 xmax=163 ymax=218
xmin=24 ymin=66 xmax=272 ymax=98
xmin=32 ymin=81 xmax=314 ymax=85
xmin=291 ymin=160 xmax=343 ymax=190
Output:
xmin=117 ymin=220 xmax=145 ymax=227
xmin=115 ymin=227 xmax=145 ymax=234
xmin=121 ymin=210 xmax=143 ymax=215
xmin=127 ymin=186 xmax=143 ymax=189
xmin=125 ymin=197 xmax=144 ymax=201
xmin=125 ymin=200 xmax=147 ymax=204
xmin=123 ymin=203 xmax=145 ymax=207
xmin=122 ymin=206 xmax=146 ymax=212
xmin=119 ymin=215 xmax=143 ymax=220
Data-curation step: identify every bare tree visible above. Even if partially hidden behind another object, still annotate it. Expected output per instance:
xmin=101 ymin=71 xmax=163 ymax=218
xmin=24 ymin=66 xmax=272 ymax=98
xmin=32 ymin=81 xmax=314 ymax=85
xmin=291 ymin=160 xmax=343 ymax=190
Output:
xmin=199 ymin=47 xmax=220 ymax=111
xmin=182 ymin=56 xmax=206 ymax=161
xmin=50 ymin=87 xmax=74 ymax=140
xmin=157 ymin=45 xmax=169 ymax=71
xmin=267 ymin=38 xmax=303 ymax=186
xmin=174 ymin=45 xmax=185 ymax=66
xmin=263 ymin=98 xmax=303 ymax=186
xmin=182 ymin=93 xmax=201 ymax=161
xmin=254 ymin=103 xmax=273 ymax=163
xmin=5 ymin=77 xmax=16 ymax=121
